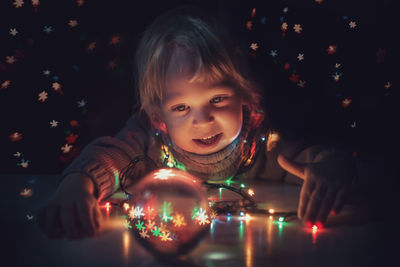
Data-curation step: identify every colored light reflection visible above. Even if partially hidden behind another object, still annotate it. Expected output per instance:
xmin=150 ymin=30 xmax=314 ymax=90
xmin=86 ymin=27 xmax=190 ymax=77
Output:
xmin=266 ymin=215 xmax=273 ymax=255
xmin=239 ymin=220 xmax=244 ymax=241
xmin=204 ymin=251 xmax=232 ymax=260
xmin=312 ymin=224 xmax=319 ymax=245
xmin=245 ymin=218 xmax=253 ymax=267
xmin=210 ymin=220 xmax=215 ymax=238
xmin=277 ymin=222 xmax=283 ymax=237
xmin=227 ymin=213 xmax=232 ymax=223
xmin=123 ymin=231 xmax=131 ymax=261
xmin=104 ymin=202 xmax=111 ymax=216
xmin=273 ymin=220 xmax=288 ymax=239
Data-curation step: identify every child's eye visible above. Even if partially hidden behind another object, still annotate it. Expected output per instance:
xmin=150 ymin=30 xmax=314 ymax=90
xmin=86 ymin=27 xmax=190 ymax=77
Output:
xmin=171 ymin=105 xmax=188 ymax=112
xmin=210 ymin=96 xmax=227 ymax=104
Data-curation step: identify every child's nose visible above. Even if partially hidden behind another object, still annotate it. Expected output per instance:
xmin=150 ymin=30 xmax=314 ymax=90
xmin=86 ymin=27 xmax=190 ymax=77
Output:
xmin=192 ymin=107 xmax=214 ymax=126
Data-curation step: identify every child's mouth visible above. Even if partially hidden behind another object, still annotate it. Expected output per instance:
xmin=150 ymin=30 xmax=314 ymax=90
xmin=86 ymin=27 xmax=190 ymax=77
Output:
xmin=193 ymin=133 xmax=222 ymax=147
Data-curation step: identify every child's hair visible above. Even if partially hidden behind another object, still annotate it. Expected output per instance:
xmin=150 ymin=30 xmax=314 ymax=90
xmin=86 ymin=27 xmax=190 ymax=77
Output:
xmin=133 ymin=5 xmax=262 ymax=117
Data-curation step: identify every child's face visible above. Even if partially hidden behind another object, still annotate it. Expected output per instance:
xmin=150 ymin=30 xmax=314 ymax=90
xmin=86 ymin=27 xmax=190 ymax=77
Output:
xmin=156 ymin=53 xmax=244 ymax=155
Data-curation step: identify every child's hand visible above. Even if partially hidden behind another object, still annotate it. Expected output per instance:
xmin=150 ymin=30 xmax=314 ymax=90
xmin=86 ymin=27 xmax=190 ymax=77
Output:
xmin=277 ymin=150 xmax=355 ymax=226
xmin=38 ymin=174 xmax=103 ymax=240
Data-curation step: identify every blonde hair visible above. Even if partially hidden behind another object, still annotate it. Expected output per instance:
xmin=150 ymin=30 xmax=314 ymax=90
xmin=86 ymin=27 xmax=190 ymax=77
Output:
xmin=134 ymin=6 xmax=261 ymax=117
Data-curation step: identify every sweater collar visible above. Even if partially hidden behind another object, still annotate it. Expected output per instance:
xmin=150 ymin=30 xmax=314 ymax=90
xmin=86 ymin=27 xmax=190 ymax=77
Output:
xmin=155 ymin=106 xmax=266 ymax=181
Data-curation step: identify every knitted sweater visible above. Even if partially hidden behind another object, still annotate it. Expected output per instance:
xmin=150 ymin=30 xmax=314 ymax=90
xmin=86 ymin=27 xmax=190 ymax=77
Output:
xmin=61 ymin=108 xmax=330 ymax=201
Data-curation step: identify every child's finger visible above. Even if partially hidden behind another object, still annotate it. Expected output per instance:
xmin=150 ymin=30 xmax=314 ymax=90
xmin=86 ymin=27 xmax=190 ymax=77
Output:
xmin=332 ymin=188 xmax=346 ymax=214
xmin=298 ymin=178 xmax=316 ymax=220
xmin=76 ymin=202 xmax=95 ymax=236
xmin=315 ymin=188 xmax=336 ymax=225
xmin=60 ymin=204 xmax=78 ymax=239
xmin=277 ymin=154 xmax=306 ymax=180
xmin=303 ymin=184 xmax=327 ymax=225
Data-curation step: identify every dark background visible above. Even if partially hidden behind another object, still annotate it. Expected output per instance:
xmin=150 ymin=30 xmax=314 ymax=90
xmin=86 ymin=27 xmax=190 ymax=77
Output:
xmin=1 ymin=0 xmax=398 ymax=174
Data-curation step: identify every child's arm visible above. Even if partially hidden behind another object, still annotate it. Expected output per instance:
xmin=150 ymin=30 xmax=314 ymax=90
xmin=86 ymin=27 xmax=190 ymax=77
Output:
xmin=38 ymin=112 xmax=151 ymax=239
xmin=60 ymin=112 xmax=151 ymax=200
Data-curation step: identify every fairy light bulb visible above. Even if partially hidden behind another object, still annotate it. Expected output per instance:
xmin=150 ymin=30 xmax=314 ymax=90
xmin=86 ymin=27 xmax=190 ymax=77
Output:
xmin=104 ymin=202 xmax=111 ymax=212
xmin=268 ymin=208 xmax=275 ymax=214
xmin=123 ymin=203 xmax=130 ymax=211
xmin=247 ymin=188 xmax=255 ymax=196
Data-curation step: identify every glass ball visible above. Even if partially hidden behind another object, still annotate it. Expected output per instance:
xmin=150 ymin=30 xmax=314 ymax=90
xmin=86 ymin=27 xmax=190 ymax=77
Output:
xmin=124 ymin=168 xmax=211 ymax=258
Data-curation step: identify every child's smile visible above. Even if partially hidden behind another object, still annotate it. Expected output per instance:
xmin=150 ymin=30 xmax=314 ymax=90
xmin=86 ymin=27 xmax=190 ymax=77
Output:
xmin=192 ymin=132 xmax=223 ymax=147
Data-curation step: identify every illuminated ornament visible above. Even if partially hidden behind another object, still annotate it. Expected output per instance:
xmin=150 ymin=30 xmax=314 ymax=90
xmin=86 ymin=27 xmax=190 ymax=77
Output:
xmin=124 ymin=168 xmax=210 ymax=257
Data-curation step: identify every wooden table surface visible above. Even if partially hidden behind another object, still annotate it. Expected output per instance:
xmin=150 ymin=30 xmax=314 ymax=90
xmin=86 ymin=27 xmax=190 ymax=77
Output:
xmin=2 ymin=174 xmax=398 ymax=267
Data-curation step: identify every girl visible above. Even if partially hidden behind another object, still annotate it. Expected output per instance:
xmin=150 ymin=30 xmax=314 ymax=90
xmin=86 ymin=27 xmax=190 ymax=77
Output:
xmin=38 ymin=6 xmax=357 ymax=240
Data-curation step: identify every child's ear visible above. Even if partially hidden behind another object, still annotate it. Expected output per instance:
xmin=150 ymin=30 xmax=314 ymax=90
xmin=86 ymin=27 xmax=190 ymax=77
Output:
xmin=150 ymin=112 xmax=168 ymax=134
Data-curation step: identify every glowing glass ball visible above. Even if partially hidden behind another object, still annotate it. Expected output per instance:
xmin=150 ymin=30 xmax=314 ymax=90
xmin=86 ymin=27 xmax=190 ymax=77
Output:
xmin=124 ymin=168 xmax=211 ymax=257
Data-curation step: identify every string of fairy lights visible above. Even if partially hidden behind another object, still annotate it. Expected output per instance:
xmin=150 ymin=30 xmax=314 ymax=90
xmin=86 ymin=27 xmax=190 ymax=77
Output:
xmin=112 ymin=134 xmax=308 ymax=251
